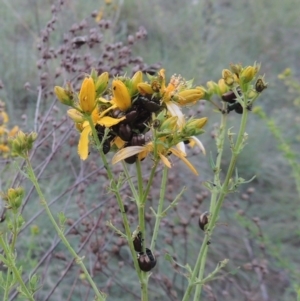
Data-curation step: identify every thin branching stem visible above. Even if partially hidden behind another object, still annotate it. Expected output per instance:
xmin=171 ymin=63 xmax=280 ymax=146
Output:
xmin=25 ymin=157 xmax=106 ymax=301
xmin=183 ymin=99 xmax=249 ymax=301
xmin=0 ymin=236 xmax=35 ymax=301
xmin=150 ymin=166 xmax=168 ymax=250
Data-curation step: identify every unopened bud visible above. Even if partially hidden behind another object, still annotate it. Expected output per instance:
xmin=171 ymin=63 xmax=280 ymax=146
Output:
xmin=67 ymin=109 xmax=84 ymax=123
xmin=131 ymin=71 xmax=143 ymax=96
xmin=95 ymin=72 xmax=109 ymax=96
xmin=2 ymin=187 xmax=25 ymax=211
xmin=240 ymin=66 xmax=257 ymax=84
xmin=137 ymin=83 xmax=154 ymax=95
xmin=185 ymin=117 xmax=208 ymax=135
xmin=222 ymin=69 xmax=234 ymax=86
xmin=160 ymin=116 xmax=178 ymax=131
xmin=177 ymin=88 xmax=205 ymax=105
xmin=54 ymin=86 xmax=73 ymax=106
xmin=218 ymin=79 xmax=228 ymax=95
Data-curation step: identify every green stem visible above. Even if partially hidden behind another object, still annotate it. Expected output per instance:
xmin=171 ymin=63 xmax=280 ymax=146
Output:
xmin=3 ymin=267 xmax=11 ymax=301
xmin=183 ymin=106 xmax=249 ymax=301
xmin=192 ymin=246 xmax=208 ymax=301
xmin=150 ymin=166 xmax=168 ymax=250
xmin=87 ymin=117 xmax=142 ymax=278
xmin=122 ymin=161 xmax=139 ymax=201
xmin=135 ymin=160 xmax=149 ymax=301
xmin=136 ymin=160 xmax=146 ymax=252
xmin=141 ymin=160 xmax=159 ymax=204
xmin=25 ymin=158 xmax=106 ymax=301
xmin=193 ymin=112 xmax=228 ymax=301
xmin=209 ymin=112 xmax=228 ymax=212
xmin=11 ymin=214 xmax=18 ymax=251
xmin=0 ymin=236 xmax=35 ymax=301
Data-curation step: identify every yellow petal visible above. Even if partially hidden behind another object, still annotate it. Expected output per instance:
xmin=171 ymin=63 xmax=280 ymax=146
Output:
xmin=112 ymin=146 xmax=145 ymax=164
xmin=78 ymin=126 xmax=91 ymax=160
xmin=97 ymin=116 xmax=126 ymax=127
xmin=79 ymin=77 xmax=96 ymax=113
xmin=112 ymin=80 xmax=131 ymax=111
xmin=170 ymin=148 xmax=198 ymax=175
xmin=159 ymin=153 xmax=171 ymax=168
xmin=113 ymin=136 xmax=126 ymax=149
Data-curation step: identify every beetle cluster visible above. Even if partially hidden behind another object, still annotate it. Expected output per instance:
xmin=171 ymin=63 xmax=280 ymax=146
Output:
xmin=96 ymin=94 xmax=162 ymax=162
xmin=133 ymin=231 xmax=156 ymax=272
xmin=221 ymin=89 xmax=251 ymax=115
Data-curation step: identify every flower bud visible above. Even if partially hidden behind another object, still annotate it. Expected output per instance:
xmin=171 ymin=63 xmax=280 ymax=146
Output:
xmin=218 ymin=79 xmax=228 ymax=95
xmin=230 ymin=63 xmax=243 ymax=75
xmin=11 ymin=131 xmax=37 ymax=157
xmin=177 ymin=88 xmax=205 ymax=105
xmin=137 ymin=83 xmax=154 ymax=95
xmin=240 ymin=66 xmax=257 ymax=84
xmin=222 ymin=69 xmax=234 ymax=86
xmin=206 ymin=81 xmax=218 ymax=94
xmin=95 ymin=72 xmax=109 ymax=96
xmin=247 ymin=89 xmax=258 ymax=99
xmin=79 ymin=77 xmax=96 ymax=113
xmin=185 ymin=117 xmax=208 ymax=134
xmin=131 ymin=71 xmax=143 ymax=95
xmin=112 ymin=79 xmax=131 ymax=111
xmin=67 ymin=109 xmax=84 ymax=123
xmin=160 ymin=116 xmax=178 ymax=131
xmin=54 ymin=86 xmax=73 ymax=106
xmin=2 ymin=187 xmax=25 ymax=211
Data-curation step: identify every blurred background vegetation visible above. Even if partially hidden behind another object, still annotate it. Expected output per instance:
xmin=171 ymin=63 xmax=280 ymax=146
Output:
xmin=0 ymin=0 xmax=300 ymax=300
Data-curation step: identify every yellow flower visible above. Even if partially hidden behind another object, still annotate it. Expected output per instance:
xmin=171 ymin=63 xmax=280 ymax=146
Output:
xmin=78 ymin=106 xmax=125 ymax=160
xmin=79 ymin=77 xmax=96 ymax=113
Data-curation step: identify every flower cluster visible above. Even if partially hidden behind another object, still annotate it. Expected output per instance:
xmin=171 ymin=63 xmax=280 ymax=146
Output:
xmin=55 ymin=69 xmax=208 ymax=174
xmin=0 ymin=101 xmax=19 ymax=158
xmin=205 ymin=62 xmax=267 ymax=114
